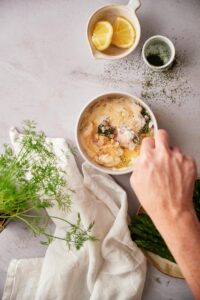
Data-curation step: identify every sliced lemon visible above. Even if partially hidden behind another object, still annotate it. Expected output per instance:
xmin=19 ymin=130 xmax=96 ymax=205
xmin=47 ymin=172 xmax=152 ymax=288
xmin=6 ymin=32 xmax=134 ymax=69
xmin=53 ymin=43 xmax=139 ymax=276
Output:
xmin=112 ymin=17 xmax=135 ymax=49
xmin=91 ymin=21 xmax=113 ymax=51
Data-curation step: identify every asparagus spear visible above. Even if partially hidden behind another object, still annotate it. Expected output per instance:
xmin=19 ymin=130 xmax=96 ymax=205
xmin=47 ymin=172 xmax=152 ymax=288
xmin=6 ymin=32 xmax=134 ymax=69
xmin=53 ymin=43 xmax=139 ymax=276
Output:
xmin=131 ymin=225 xmax=166 ymax=246
xmin=135 ymin=239 xmax=175 ymax=262
xmin=131 ymin=213 xmax=161 ymax=237
xmin=130 ymin=213 xmax=175 ymax=262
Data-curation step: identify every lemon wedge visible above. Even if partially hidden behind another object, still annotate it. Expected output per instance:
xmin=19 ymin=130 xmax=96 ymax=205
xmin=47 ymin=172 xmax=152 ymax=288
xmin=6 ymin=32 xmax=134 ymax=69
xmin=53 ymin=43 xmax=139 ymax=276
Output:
xmin=91 ymin=21 xmax=113 ymax=51
xmin=112 ymin=17 xmax=135 ymax=49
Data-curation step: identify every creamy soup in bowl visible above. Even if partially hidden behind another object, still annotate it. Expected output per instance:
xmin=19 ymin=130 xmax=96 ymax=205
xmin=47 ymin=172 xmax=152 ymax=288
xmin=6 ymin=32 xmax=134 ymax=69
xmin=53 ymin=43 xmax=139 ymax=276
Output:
xmin=76 ymin=92 xmax=158 ymax=175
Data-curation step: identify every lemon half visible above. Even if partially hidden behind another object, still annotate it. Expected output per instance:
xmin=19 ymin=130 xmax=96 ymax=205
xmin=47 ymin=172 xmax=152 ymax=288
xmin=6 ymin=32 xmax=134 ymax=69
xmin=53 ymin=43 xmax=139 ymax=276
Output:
xmin=91 ymin=21 xmax=113 ymax=51
xmin=112 ymin=17 xmax=135 ymax=49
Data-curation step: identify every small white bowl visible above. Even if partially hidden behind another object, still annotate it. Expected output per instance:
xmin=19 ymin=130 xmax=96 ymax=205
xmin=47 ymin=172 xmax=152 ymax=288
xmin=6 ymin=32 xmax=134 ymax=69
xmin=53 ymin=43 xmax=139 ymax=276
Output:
xmin=142 ymin=35 xmax=175 ymax=71
xmin=87 ymin=0 xmax=141 ymax=60
xmin=75 ymin=92 xmax=158 ymax=175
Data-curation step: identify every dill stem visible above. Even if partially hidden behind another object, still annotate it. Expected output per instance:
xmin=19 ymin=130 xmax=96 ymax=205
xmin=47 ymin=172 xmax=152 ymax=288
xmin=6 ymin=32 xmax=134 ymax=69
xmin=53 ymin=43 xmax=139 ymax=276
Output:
xmin=2 ymin=145 xmax=30 ymax=182
xmin=20 ymin=214 xmax=88 ymax=232
xmin=15 ymin=215 xmax=39 ymax=234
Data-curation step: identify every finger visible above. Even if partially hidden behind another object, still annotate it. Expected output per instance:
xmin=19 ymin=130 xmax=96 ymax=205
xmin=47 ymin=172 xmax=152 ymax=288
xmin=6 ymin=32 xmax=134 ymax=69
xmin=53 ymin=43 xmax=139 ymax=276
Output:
xmin=132 ymin=157 xmax=140 ymax=172
xmin=184 ymin=155 xmax=197 ymax=172
xmin=171 ymin=146 xmax=182 ymax=154
xmin=172 ymin=147 xmax=184 ymax=163
xmin=131 ymin=157 xmax=140 ymax=183
xmin=140 ymin=136 xmax=155 ymax=154
xmin=183 ymin=157 xmax=197 ymax=183
xmin=155 ymin=129 xmax=170 ymax=151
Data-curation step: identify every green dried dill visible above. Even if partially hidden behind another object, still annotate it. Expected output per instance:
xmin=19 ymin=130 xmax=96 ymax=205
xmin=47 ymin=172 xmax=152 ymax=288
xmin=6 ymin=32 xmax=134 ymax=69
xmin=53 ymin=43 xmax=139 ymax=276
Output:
xmin=145 ymin=41 xmax=171 ymax=67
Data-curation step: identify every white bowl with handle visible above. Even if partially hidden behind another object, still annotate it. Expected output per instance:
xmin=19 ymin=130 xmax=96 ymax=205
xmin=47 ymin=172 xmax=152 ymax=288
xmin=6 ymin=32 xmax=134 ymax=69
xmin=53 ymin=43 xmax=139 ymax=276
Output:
xmin=87 ymin=0 xmax=141 ymax=60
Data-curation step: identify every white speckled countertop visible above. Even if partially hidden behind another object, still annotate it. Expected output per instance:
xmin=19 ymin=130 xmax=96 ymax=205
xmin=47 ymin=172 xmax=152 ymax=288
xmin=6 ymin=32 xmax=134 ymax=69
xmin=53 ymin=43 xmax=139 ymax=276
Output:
xmin=0 ymin=0 xmax=199 ymax=299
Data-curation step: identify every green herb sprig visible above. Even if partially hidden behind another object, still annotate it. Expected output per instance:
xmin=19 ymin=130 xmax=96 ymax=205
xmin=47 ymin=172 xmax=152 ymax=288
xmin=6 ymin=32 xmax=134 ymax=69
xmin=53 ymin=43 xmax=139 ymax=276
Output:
xmin=139 ymin=107 xmax=151 ymax=135
xmin=0 ymin=121 xmax=96 ymax=250
xmin=97 ymin=120 xmax=115 ymax=138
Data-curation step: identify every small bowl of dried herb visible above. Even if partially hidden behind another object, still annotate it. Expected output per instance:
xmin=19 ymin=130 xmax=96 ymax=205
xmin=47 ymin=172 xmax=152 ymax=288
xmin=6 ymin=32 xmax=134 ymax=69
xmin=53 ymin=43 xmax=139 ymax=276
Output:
xmin=142 ymin=35 xmax=175 ymax=72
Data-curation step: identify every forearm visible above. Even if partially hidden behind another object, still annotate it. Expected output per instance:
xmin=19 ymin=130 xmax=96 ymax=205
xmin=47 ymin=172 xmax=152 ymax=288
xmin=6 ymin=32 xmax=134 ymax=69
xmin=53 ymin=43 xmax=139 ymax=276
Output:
xmin=154 ymin=209 xmax=200 ymax=300
xmin=130 ymin=130 xmax=199 ymax=298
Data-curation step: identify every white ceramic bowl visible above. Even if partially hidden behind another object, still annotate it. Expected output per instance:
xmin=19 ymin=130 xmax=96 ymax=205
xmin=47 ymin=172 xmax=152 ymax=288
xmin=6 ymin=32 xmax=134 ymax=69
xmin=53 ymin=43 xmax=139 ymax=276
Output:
xmin=87 ymin=0 xmax=141 ymax=60
xmin=76 ymin=92 xmax=158 ymax=175
xmin=142 ymin=35 xmax=175 ymax=71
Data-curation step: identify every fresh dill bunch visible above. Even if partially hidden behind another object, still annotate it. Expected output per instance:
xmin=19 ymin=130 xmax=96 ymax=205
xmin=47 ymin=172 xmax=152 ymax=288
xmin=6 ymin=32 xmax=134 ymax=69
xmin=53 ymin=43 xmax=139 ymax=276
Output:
xmin=0 ymin=121 xmax=96 ymax=250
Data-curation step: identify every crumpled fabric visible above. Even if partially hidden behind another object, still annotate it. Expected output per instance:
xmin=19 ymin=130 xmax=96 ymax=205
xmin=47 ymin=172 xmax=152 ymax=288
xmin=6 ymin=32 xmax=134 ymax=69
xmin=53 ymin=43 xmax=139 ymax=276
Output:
xmin=2 ymin=128 xmax=146 ymax=300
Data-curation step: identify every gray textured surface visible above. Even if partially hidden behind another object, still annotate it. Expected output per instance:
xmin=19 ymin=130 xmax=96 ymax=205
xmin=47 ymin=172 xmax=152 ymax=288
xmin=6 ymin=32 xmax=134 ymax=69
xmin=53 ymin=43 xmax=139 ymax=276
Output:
xmin=0 ymin=0 xmax=199 ymax=299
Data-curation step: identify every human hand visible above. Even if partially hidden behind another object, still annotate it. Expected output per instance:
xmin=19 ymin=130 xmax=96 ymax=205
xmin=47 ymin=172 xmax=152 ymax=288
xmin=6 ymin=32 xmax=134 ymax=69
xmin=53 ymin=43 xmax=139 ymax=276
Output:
xmin=130 ymin=130 xmax=200 ymax=299
xmin=130 ymin=129 xmax=197 ymax=226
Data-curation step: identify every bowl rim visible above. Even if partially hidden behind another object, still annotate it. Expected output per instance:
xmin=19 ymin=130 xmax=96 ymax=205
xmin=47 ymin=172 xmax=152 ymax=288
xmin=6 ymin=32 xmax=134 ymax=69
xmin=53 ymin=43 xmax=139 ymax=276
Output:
xmin=142 ymin=35 xmax=175 ymax=70
xmin=86 ymin=3 xmax=141 ymax=60
xmin=75 ymin=91 xmax=158 ymax=175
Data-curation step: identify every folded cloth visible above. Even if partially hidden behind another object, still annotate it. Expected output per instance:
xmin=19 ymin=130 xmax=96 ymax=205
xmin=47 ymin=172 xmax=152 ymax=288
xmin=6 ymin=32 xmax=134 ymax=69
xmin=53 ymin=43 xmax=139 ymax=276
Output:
xmin=2 ymin=128 xmax=146 ymax=300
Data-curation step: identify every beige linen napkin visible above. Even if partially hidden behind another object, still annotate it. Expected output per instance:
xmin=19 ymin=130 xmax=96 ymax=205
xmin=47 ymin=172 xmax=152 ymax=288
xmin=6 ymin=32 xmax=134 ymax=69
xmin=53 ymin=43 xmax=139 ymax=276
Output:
xmin=2 ymin=128 xmax=146 ymax=300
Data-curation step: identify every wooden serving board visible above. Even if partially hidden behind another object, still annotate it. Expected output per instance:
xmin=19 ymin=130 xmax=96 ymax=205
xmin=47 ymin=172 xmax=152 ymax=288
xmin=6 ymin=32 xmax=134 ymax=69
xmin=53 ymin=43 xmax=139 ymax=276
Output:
xmin=0 ymin=219 xmax=8 ymax=233
xmin=144 ymin=250 xmax=183 ymax=278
